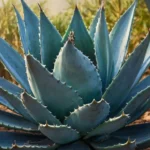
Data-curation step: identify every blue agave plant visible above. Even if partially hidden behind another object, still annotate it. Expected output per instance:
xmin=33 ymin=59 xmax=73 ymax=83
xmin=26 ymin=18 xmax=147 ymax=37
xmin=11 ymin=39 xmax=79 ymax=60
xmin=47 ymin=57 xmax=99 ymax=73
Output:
xmin=0 ymin=0 xmax=150 ymax=149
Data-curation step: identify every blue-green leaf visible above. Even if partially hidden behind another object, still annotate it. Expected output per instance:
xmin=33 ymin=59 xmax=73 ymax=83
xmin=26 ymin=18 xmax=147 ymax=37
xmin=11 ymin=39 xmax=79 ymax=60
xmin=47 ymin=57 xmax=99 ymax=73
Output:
xmin=22 ymin=92 xmax=61 ymax=125
xmin=89 ymin=8 xmax=100 ymax=40
xmin=128 ymin=98 xmax=150 ymax=123
xmin=0 ymin=38 xmax=31 ymax=93
xmin=40 ymin=7 xmax=62 ymax=72
xmin=0 ymin=131 xmax=45 ymax=148
xmin=119 ymin=86 xmax=150 ymax=116
xmin=113 ymin=123 xmax=150 ymax=149
xmin=91 ymin=139 xmax=136 ymax=150
xmin=145 ymin=0 xmax=150 ymax=11
xmin=0 ymin=97 xmax=14 ymax=111
xmin=94 ymin=8 xmax=113 ymax=90
xmin=62 ymin=7 xmax=95 ymax=63
xmin=0 ymin=77 xmax=23 ymax=97
xmin=110 ymin=0 xmax=137 ymax=76
xmin=1 ymin=145 xmax=57 ymax=150
xmin=64 ymin=99 xmax=110 ymax=134
xmin=132 ymin=57 xmax=150 ymax=87
xmin=25 ymin=55 xmax=83 ymax=121
xmin=21 ymin=0 xmax=40 ymax=60
xmin=127 ymin=76 xmax=150 ymax=101
xmin=85 ymin=113 xmax=129 ymax=139
xmin=39 ymin=124 xmax=80 ymax=144
xmin=0 ymin=88 xmax=34 ymax=122
xmin=58 ymin=141 xmax=91 ymax=150
xmin=14 ymin=6 xmax=29 ymax=54
xmin=0 ymin=110 xmax=37 ymax=131
xmin=132 ymin=43 xmax=150 ymax=86
xmin=103 ymin=33 xmax=150 ymax=114
xmin=53 ymin=40 xmax=102 ymax=104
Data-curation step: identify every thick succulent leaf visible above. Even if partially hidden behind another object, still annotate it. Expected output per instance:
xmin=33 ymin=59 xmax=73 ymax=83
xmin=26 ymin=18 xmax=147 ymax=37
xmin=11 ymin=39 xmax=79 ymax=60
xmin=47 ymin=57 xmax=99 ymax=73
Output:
xmin=94 ymin=8 xmax=113 ymax=90
xmin=53 ymin=41 xmax=102 ymax=104
xmin=143 ymin=42 xmax=150 ymax=62
xmin=0 ymin=77 xmax=23 ymax=97
xmin=110 ymin=0 xmax=137 ymax=76
xmin=0 ymin=38 xmax=31 ymax=93
xmin=0 ymin=110 xmax=37 ymax=131
xmin=119 ymin=86 xmax=150 ymax=116
xmin=85 ymin=113 xmax=129 ymax=139
xmin=128 ymin=98 xmax=150 ymax=123
xmin=25 ymin=55 xmax=83 ymax=121
xmin=113 ymin=123 xmax=150 ymax=149
xmin=1 ymin=145 xmax=57 ymax=150
xmin=103 ymin=33 xmax=150 ymax=114
xmin=0 ymin=88 xmax=34 ymax=122
xmin=127 ymin=76 xmax=150 ymax=100
xmin=91 ymin=139 xmax=136 ymax=150
xmin=0 ymin=131 xmax=45 ymax=148
xmin=62 ymin=7 xmax=95 ymax=63
xmin=145 ymin=0 xmax=150 ymax=11
xmin=89 ymin=8 xmax=100 ymax=40
xmin=64 ymin=99 xmax=110 ymax=134
xmin=22 ymin=92 xmax=61 ymax=125
xmin=21 ymin=0 xmax=40 ymax=60
xmin=39 ymin=124 xmax=80 ymax=144
xmin=0 ymin=97 xmax=15 ymax=111
xmin=14 ymin=6 xmax=29 ymax=54
xmin=132 ymin=57 xmax=150 ymax=87
xmin=58 ymin=141 xmax=91 ymax=150
xmin=40 ymin=7 xmax=62 ymax=72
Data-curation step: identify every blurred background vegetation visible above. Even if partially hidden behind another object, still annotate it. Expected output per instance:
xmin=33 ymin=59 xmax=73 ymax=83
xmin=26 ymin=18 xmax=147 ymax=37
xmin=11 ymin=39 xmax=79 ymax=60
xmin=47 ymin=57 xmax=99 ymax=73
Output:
xmin=0 ymin=0 xmax=149 ymax=83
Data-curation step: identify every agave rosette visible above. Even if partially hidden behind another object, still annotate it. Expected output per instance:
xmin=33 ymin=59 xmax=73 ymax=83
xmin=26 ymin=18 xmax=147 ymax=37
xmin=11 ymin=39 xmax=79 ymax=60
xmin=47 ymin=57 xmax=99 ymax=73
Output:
xmin=0 ymin=0 xmax=150 ymax=149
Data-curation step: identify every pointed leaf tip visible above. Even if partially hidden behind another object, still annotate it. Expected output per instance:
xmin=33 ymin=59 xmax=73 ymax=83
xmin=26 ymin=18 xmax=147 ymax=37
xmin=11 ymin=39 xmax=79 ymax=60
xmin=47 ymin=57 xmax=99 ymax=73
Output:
xmin=54 ymin=40 xmax=102 ymax=104
xmin=62 ymin=6 xmax=95 ymax=63
xmin=40 ymin=10 xmax=62 ymax=71
xmin=21 ymin=0 xmax=41 ymax=60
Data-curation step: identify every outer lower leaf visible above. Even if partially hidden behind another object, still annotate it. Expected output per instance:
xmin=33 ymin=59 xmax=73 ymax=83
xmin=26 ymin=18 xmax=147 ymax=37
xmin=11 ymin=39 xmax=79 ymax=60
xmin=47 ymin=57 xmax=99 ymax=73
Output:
xmin=40 ymin=7 xmax=62 ymax=72
xmin=110 ymin=0 xmax=137 ymax=76
xmin=89 ymin=8 xmax=100 ymax=40
xmin=0 ymin=77 xmax=23 ymax=97
xmin=14 ymin=6 xmax=29 ymax=54
xmin=91 ymin=139 xmax=136 ymax=150
xmin=22 ymin=92 xmax=61 ymax=125
xmin=119 ymin=86 xmax=150 ymax=117
xmin=127 ymin=76 xmax=150 ymax=100
xmin=25 ymin=55 xmax=83 ymax=121
xmin=1 ymin=145 xmax=57 ymax=150
xmin=0 ymin=38 xmax=31 ymax=93
xmin=128 ymin=98 xmax=150 ymax=123
xmin=58 ymin=141 xmax=91 ymax=150
xmin=85 ymin=113 xmax=129 ymax=139
xmin=103 ymin=33 xmax=150 ymax=114
xmin=39 ymin=124 xmax=80 ymax=144
xmin=53 ymin=41 xmax=102 ymax=104
xmin=0 ymin=131 xmax=45 ymax=148
xmin=64 ymin=99 xmax=110 ymax=134
xmin=0 ymin=88 xmax=34 ymax=122
xmin=145 ymin=0 xmax=150 ymax=11
xmin=62 ymin=7 xmax=95 ymax=63
xmin=0 ymin=110 xmax=37 ymax=131
xmin=113 ymin=123 xmax=150 ymax=149
xmin=132 ymin=56 xmax=150 ymax=88
xmin=21 ymin=0 xmax=40 ymax=60
xmin=94 ymin=8 xmax=113 ymax=90
xmin=0 ymin=97 xmax=15 ymax=111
